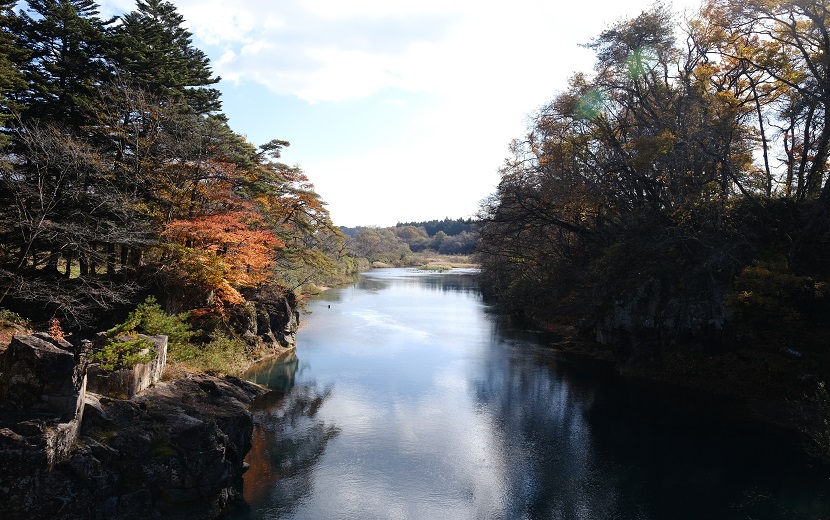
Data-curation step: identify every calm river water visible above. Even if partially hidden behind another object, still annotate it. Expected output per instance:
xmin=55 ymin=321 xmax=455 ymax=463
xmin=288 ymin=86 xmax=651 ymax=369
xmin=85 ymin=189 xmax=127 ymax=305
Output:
xmin=232 ymin=268 xmax=830 ymax=519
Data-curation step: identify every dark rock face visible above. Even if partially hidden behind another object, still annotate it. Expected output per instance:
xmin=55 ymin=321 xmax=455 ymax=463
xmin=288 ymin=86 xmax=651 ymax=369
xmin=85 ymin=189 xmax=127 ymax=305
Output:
xmin=231 ymin=290 xmax=299 ymax=354
xmin=72 ymin=375 xmax=268 ymax=520
xmin=0 ymin=333 xmax=86 ymax=418
xmin=0 ymin=333 xmax=87 ymax=474
xmin=0 ymin=333 xmax=267 ymax=520
xmin=595 ymin=278 xmax=732 ymax=361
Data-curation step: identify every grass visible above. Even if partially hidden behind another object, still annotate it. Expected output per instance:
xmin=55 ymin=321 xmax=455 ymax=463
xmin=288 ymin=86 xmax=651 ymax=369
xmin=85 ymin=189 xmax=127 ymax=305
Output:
xmin=418 ymin=264 xmax=453 ymax=271
xmin=167 ymin=331 xmax=250 ymax=377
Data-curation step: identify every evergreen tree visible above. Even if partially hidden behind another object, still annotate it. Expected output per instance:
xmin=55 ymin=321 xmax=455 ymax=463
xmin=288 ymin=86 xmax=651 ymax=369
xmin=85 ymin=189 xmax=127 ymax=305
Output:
xmin=16 ymin=0 xmax=111 ymax=129
xmin=0 ymin=0 xmax=27 ymax=140
xmin=111 ymin=0 xmax=221 ymax=115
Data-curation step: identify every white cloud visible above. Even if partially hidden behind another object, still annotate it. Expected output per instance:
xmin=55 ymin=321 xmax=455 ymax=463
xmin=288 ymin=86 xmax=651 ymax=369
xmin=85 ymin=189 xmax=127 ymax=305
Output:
xmin=96 ymin=0 xmax=706 ymax=225
xmin=99 ymin=0 xmax=704 ymax=107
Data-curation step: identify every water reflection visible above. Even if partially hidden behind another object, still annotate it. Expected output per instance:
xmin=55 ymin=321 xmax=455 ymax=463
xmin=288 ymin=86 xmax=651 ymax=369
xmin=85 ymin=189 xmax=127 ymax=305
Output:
xmin=235 ymin=268 xmax=830 ymax=519
xmin=475 ymin=337 xmax=830 ymax=519
xmin=235 ymin=356 xmax=340 ymax=519
xmin=244 ymin=354 xmax=298 ymax=395
xmin=356 ymin=268 xmax=481 ymax=297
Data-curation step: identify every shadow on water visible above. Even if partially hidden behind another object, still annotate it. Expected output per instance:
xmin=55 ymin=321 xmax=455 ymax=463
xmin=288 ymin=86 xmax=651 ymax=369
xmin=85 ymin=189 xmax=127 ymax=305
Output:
xmin=473 ymin=334 xmax=830 ymax=519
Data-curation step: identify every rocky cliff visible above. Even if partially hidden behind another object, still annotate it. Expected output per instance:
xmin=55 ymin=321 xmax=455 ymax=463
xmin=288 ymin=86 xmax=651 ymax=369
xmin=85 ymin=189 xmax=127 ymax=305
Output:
xmin=231 ymin=289 xmax=300 ymax=356
xmin=594 ymin=278 xmax=732 ymax=362
xmin=0 ymin=334 xmax=269 ymax=519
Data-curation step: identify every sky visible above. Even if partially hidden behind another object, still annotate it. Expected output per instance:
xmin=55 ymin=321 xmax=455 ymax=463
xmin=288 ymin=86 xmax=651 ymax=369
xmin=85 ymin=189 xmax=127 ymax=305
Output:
xmin=97 ymin=0 xmax=704 ymax=227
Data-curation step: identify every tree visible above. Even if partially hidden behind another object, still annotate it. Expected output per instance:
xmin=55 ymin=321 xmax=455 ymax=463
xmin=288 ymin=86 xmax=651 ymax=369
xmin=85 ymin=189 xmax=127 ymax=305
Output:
xmin=110 ymin=0 xmax=221 ymax=115
xmin=0 ymin=0 xmax=352 ymax=332
xmin=349 ymin=227 xmax=410 ymax=264
xmin=0 ymin=0 xmax=27 ymax=142
xmin=478 ymin=3 xmax=756 ymax=333
xmin=393 ymin=225 xmax=430 ymax=252
xmin=0 ymin=121 xmax=141 ymax=325
xmin=16 ymin=0 xmax=112 ymax=129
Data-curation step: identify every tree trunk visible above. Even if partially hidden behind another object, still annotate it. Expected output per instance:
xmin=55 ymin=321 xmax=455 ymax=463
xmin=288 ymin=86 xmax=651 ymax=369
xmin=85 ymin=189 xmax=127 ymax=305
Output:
xmin=79 ymin=254 xmax=89 ymax=277
xmin=47 ymin=249 xmax=59 ymax=274
xmin=89 ymin=245 xmax=97 ymax=276
xmin=121 ymin=244 xmax=129 ymax=270
xmin=64 ymin=251 xmax=73 ymax=279
xmin=106 ymin=243 xmax=116 ymax=275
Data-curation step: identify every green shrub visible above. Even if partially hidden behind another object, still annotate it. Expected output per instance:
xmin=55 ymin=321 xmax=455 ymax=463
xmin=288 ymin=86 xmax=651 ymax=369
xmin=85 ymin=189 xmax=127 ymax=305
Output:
xmin=0 ymin=308 xmax=29 ymax=326
xmin=109 ymin=296 xmax=195 ymax=346
xmin=91 ymin=331 xmax=155 ymax=371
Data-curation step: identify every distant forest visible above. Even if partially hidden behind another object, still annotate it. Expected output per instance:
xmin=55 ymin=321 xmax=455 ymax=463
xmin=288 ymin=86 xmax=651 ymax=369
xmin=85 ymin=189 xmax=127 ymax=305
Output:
xmin=340 ymin=218 xmax=479 ymax=261
xmin=396 ymin=218 xmax=475 ymax=237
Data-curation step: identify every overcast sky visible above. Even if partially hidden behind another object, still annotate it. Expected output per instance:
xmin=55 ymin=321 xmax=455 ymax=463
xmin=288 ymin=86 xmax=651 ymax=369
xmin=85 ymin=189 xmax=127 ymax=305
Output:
xmin=99 ymin=0 xmax=703 ymax=227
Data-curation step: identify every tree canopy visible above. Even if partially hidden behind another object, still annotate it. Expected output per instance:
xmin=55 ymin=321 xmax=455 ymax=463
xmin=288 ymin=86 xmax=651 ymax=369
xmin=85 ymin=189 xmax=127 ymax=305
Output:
xmin=0 ymin=0 xmax=347 ymax=329
xmin=477 ymin=1 xmax=830 ymax=370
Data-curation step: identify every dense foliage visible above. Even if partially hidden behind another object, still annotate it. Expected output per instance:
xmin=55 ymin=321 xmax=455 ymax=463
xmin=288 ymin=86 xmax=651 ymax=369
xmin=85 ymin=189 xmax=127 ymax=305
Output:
xmin=477 ymin=1 xmax=830 ymax=378
xmin=396 ymin=217 xmax=475 ymax=237
xmin=342 ymin=217 xmax=479 ymax=262
xmin=0 ymin=0 xmax=348 ymax=330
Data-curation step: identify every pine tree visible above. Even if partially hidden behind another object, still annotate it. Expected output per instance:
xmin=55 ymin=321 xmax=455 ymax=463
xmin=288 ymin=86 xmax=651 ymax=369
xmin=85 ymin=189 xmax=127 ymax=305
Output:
xmin=16 ymin=0 xmax=112 ymax=129
xmin=110 ymin=0 xmax=221 ymax=115
xmin=0 ymin=0 xmax=27 ymax=140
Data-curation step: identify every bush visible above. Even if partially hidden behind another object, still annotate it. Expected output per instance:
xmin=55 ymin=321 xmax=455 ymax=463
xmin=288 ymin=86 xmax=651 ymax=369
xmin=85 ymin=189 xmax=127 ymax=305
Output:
xmin=91 ymin=332 xmax=155 ymax=371
xmin=184 ymin=331 xmax=249 ymax=376
xmin=727 ymin=255 xmax=828 ymax=344
xmin=109 ymin=296 xmax=194 ymax=347
xmin=0 ymin=308 xmax=29 ymax=327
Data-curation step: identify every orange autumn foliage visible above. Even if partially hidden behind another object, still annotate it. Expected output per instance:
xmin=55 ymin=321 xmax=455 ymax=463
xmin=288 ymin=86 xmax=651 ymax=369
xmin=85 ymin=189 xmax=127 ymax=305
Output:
xmin=163 ymin=210 xmax=284 ymax=305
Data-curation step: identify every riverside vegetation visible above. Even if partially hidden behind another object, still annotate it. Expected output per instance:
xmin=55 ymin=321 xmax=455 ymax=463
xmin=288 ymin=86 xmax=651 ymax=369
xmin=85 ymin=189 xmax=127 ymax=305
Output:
xmin=0 ymin=0 xmax=358 ymax=371
xmin=476 ymin=1 xmax=830 ymax=461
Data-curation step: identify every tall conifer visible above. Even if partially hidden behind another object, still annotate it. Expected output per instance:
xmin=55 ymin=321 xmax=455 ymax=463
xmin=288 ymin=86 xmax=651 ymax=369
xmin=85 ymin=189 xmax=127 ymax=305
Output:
xmin=0 ymin=0 xmax=27 ymax=140
xmin=17 ymin=0 xmax=111 ymax=129
xmin=111 ymin=0 xmax=221 ymax=115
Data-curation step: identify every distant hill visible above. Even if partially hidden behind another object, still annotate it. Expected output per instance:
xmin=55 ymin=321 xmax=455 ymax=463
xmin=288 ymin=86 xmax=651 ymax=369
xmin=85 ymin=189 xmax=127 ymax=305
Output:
xmin=395 ymin=217 xmax=476 ymax=237
xmin=339 ymin=226 xmax=360 ymax=238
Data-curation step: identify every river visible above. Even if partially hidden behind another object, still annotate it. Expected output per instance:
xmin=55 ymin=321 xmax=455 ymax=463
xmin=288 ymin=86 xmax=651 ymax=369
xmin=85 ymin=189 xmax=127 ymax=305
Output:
xmin=231 ymin=268 xmax=830 ymax=519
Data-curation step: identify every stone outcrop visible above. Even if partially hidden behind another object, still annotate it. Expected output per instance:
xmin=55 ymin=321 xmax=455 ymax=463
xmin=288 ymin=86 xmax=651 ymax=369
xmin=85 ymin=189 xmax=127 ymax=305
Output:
xmin=0 ymin=333 xmax=87 ymax=470
xmin=0 ymin=334 xmax=270 ymax=519
xmin=86 ymin=334 xmax=168 ymax=399
xmin=231 ymin=290 xmax=299 ymax=355
xmin=595 ymin=278 xmax=732 ymax=361
xmin=74 ymin=374 xmax=268 ymax=519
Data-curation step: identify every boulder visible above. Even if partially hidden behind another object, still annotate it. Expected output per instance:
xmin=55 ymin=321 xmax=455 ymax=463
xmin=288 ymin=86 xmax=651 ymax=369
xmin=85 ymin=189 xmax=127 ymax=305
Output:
xmin=0 ymin=333 xmax=87 ymax=472
xmin=0 ymin=333 xmax=86 ymax=418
